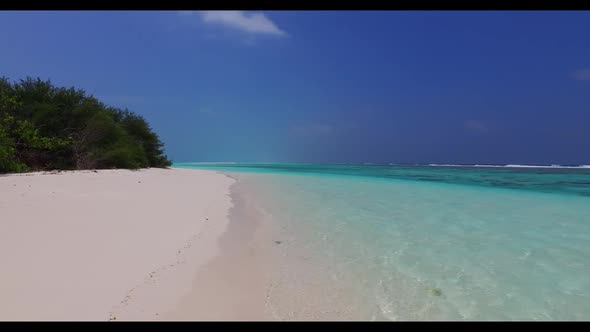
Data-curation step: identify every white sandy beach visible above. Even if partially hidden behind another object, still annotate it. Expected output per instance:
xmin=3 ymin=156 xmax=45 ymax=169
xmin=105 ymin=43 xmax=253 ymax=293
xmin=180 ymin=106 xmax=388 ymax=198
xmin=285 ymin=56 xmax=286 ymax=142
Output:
xmin=0 ymin=168 xmax=235 ymax=321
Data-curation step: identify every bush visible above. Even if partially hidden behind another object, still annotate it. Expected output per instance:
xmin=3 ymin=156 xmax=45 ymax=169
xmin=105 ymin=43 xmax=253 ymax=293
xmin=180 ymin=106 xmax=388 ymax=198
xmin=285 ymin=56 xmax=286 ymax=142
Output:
xmin=0 ymin=77 xmax=171 ymax=173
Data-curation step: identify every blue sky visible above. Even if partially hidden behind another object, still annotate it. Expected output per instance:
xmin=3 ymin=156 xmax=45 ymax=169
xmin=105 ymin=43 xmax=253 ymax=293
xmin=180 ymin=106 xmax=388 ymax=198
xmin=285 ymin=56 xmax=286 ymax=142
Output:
xmin=1 ymin=11 xmax=589 ymax=164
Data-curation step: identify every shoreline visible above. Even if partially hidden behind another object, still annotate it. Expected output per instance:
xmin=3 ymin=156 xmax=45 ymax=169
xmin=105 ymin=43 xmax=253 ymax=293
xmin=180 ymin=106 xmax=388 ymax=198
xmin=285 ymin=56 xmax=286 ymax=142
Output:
xmin=0 ymin=168 xmax=234 ymax=321
xmin=1 ymin=167 xmax=383 ymax=321
xmin=171 ymin=171 xmax=384 ymax=321
xmin=164 ymin=175 xmax=277 ymax=320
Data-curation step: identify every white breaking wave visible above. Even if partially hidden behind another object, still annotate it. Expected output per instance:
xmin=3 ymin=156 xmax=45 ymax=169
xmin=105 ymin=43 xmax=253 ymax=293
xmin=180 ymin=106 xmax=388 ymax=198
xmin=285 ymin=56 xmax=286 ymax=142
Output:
xmin=428 ymin=163 xmax=472 ymax=167
xmin=425 ymin=163 xmax=590 ymax=169
xmin=177 ymin=161 xmax=237 ymax=165
xmin=503 ymin=164 xmax=590 ymax=169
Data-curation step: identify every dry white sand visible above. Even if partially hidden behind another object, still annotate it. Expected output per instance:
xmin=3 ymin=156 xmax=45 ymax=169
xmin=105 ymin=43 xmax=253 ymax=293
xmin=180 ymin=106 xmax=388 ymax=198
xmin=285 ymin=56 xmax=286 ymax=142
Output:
xmin=0 ymin=168 xmax=234 ymax=321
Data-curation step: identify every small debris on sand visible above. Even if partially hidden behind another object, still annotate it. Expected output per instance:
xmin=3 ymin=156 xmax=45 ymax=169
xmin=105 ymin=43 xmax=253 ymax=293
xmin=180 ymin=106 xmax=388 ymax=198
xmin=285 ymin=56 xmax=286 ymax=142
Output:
xmin=431 ymin=288 xmax=443 ymax=297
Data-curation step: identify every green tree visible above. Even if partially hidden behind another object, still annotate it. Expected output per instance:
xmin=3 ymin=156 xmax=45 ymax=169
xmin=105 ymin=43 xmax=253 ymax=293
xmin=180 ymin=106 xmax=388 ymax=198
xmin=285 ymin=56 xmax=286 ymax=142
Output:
xmin=0 ymin=77 xmax=171 ymax=173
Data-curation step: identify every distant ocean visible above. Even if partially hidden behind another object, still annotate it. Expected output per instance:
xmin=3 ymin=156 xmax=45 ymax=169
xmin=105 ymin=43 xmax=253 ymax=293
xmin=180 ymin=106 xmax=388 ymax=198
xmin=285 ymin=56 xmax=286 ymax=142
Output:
xmin=174 ymin=163 xmax=590 ymax=320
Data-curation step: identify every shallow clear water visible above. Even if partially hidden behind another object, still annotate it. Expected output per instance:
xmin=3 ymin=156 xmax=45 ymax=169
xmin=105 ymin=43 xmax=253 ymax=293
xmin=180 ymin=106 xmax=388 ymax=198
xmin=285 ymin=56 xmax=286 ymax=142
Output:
xmin=175 ymin=163 xmax=590 ymax=320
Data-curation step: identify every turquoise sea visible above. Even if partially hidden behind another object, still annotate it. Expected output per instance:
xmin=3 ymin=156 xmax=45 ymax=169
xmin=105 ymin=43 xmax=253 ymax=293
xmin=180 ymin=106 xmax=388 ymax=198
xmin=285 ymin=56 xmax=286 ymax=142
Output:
xmin=175 ymin=163 xmax=590 ymax=320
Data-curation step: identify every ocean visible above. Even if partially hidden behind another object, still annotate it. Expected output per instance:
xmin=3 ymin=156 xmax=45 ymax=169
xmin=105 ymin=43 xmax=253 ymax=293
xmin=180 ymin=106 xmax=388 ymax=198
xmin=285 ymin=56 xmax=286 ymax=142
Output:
xmin=174 ymin=163 xmax=590 ymax=320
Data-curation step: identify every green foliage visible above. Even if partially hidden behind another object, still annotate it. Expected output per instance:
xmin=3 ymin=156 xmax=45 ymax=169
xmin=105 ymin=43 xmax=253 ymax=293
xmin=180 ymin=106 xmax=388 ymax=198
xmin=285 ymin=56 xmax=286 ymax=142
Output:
xmin=0 ymin=77 xmax=171 ymax=173
xmin=117 ymin=110 xmax=172 ymax=167
xmin=0 ymin=123 xmax=28 ymax=173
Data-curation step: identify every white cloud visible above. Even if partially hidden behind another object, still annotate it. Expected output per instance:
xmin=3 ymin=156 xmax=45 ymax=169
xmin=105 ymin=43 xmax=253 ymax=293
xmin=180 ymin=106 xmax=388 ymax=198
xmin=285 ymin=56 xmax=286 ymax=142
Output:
xmin=570 ymin=68 xmax=590 ymax=81
xmin=199 ymin=11 xmax=286 ymax=37
xmin=178 ymin=11 xmax=195 ymax=16
xmin=198 ymin=108 xmax=215 ymax=115
xmin=464 ymin=120 xmax=488 ymax=133
xmin=290 ymin=124 xmax=334 ymax=137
